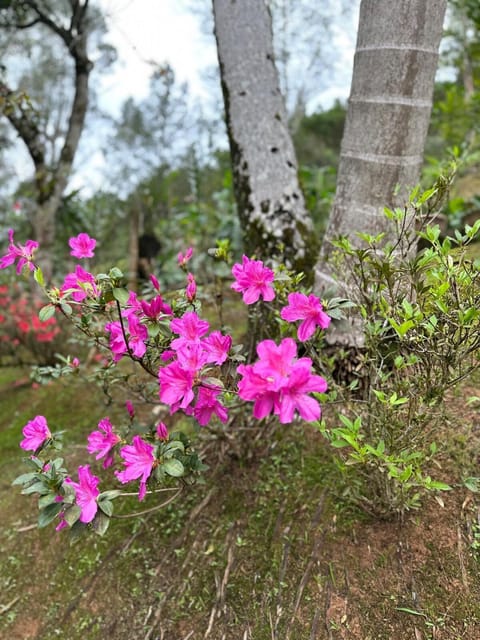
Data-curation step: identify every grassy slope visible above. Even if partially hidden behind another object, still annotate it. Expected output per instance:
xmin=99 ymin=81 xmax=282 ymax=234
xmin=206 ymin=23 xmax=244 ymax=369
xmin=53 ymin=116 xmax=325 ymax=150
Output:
xmin=1 ymin=368 xmax=480 ymax=639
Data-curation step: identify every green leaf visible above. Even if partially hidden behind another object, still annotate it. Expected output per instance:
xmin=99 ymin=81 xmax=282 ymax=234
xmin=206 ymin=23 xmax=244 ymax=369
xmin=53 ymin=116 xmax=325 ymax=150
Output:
xmin=34 ymin=267 xmax=45 ymax=286
xmin=38 ymin=304 xmax=56 ymax=322
xmin=38 ymin=502 xmax=63 ymax=528
xmin=51 ymin=457 xmax=64 ymax=470
xmin=389 ymin=393 xmax=408 ymax=406
xmin=464 ymin=477 xmax=480 ymax=493
xmin=60 ymin=302 xmax=73 ymax=316
xmin=38 ymin=493 xmax=60 ymax=509
xmin=12 ymin=472 xmax=38 ymax=486
xmin=92 ymin=511 xmax=110 ymax=536
xmin=202 ymin=377 xmax=224 ymax=390
xmin=64 ymin=504 xmax=81 ymax=526
xmin=98 ymin=490 xmax=122 ymax=501
xmin=98 ymin=499 xmax=113 ymax=517
xmin=338 ymin=414 xmax=354 ymax=429
xmin=112 ymin=288 xmax=130 ymax=305
xmin=399 ymin=466 xmax=413 ymax=482
xmin=417 ymin=187 xmax=437 ymax=204
xmin=372 ymin=389 xmax=386 ymax=403
xmin=393 ymin=355 xmax=404 ymax=369
xmin=148 ymin=323 xmax=161 ymax=338
xmin=164 ymin=440 xmax=185 ymax=454
xmin=428 ymin=480 xmax=452 ymax=491
xmin=69 ymin=520 xmax=86 ymax=542
xmin=163 ymin=458 xmax=185 ymax=477
xmin=109 ymin=267 xmax=124 ymax=281
xmin=330 ymin=439 xmax=350 ymax=448
xmin=388 ymin=318 xmax=414 ymax=337
xmin=21 ymin=481 xmax=47 ymax=495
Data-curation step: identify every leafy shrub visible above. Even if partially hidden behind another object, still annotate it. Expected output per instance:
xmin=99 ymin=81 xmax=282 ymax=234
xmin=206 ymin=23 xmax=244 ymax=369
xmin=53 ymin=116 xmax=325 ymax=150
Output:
xmin=316 ymin=191 xmax=480 ymax=518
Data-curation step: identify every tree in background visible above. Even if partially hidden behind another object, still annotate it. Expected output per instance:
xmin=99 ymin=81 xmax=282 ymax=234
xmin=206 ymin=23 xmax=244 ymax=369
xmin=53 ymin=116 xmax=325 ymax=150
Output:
xmin=0 ymin=0 xmax=108 ymax=281
xmin=107 ymin=64 xmax=192 ymax=195
xmin=428 ymin=0 xmax=480 ymax=157
xmin=268 ymin=0 xmax=355 ymax=132
xmin=212 ymin=0 xmax=317 ymax=276
xmin=314 ymin=0 xmax=447 ymax=343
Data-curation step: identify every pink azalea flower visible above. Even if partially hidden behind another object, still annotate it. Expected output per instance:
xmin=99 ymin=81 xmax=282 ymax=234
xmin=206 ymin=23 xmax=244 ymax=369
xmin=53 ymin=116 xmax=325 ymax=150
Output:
xmin=186 ymin=273 xmax=197 ymax=302
xmin=150 ymin=274 xmax=160 ymax=291
xmin=126 ymin=314 xmax=148 ymax=358
xmin=0 ymin=229 xmax=38 ymax=274
xmin=231 ymin=255 xmax=275 ymax=304
xmin=276 ymin=360 xmax=328 ymax=423
xmin=86 ymin=417 xmax=121 ymax=468
xmin=178 ymin=247 xmax=193 ymax=267
xmin=121 ymin=291 xmax=142 ymax=319
xmin=140 ymin=295 xmax=173 ymax=320
xmin=280 ymin=292 xmax=331 ymax=341
xmin=254 ymin=338 xmax=297 ymax=390
xmin=170 ymin=311 xmax=209 ymax=350
xmin=115 ymin=435 xmax=155 ymax=501
xmin=203 ymin=331 xmax=232 ymax=365
xmin=68 ymin=233 xmax=97 ymax=259
xmin=62 ymin=265 xmax=99 ymax=302
xmin=126 ymin=400 xmax=135 ymax=419
xmin=156 ymin=422 xmax=169 ymax=439
xmin=64 ymin=465 xmax=100 ymax=523
xmin=55 ymin=514 xmax=69 ymax=532
xmin=237 ymin=338 xmax=328 ymax=424
xmin=161 ymin=349 xmax=176 ymax=362
xmin=237 ymin=364 xmax=278 ymax=420
xmin=105 ymin=321 xmax=127 ymax=361
xmin=70 ymin=357 xmax=80 ymax=368
xmin=159 ymin=361 xmax=195 ymax=412
xmin=194 ymin=386 xmax=228 ymax=426
xmin=175 ymin=342 xmax=209 ymax=372
xmin=105 ymin=316 xmax=148 ymax=362
xmin=20 ymin=415 xmax=51 ymax=451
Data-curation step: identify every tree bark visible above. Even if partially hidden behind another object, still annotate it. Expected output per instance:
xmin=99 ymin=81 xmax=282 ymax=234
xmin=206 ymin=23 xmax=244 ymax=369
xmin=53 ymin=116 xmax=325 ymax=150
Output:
xmin=212 ymin=0 xmax=316 ymax=275
xmin=315 ymin=0 xmax=447 ymax=310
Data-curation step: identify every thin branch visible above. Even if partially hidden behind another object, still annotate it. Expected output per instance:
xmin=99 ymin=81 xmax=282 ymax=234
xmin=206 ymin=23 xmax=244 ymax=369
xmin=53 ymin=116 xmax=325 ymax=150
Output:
xmin=23 ymin=0 xmax=71 ymax=46
xmin=112 ymin=486 xmax=183 ymax=519
xmin=0 ymin=17 xmax=41 ymax=29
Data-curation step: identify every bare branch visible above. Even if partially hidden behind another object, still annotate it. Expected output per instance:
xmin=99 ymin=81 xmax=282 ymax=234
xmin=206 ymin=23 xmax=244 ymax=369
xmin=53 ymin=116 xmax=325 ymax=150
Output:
xmin=0 ymin=17 xmax=41 ymax=29
xmin=23 ymin=0 xmax=71 ymax=46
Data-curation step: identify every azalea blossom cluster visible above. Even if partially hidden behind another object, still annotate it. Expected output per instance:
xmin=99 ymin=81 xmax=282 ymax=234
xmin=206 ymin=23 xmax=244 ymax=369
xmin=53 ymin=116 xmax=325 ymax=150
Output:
xmin=159 ymin=311 xmax=231 ymax=424
xmin=0 ymin=285 xmax=60 ymax=345
xmin=238 ymin=338 xmax=328 ymax=424
xmin=4 ymin=229 xmax=332 ymax=532
xmin=19 ymin=410 xmax=173 ymax=528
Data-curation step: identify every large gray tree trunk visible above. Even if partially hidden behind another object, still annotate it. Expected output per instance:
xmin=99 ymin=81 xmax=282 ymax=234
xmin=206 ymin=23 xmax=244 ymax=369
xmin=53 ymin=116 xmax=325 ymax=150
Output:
xmin=212 ymin=0 xmax=316 ymax=274
xmin=315 ymin=0 xmax=447 ymax=310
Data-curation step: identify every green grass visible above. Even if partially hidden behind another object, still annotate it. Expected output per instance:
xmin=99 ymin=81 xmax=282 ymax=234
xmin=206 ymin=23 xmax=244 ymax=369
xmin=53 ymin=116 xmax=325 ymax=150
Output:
xmin=2 ymin=367 xmax=480 ymax=639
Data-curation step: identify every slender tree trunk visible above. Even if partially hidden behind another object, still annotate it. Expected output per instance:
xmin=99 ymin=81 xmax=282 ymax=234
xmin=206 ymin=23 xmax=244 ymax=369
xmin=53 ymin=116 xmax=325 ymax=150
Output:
xmin=315 ymin=0 xmax=447 ymax=316
xmin=212 ymin=0 xmax=316 ymax=275
xmin=34 ymin=30 xmax=91 ymax=282
xmin=0 ymin=2 xmax=92 ymax=283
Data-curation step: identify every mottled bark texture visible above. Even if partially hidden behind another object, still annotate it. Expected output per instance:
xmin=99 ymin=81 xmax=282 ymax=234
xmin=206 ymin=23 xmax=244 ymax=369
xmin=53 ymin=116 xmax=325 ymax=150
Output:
xmin=315 ymin=0 xmax=447 ymax=302
xmin=0 ymin=1 xmax=92 ymax=282
xmin=212 ymin=0 xmax=316 ymax=275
